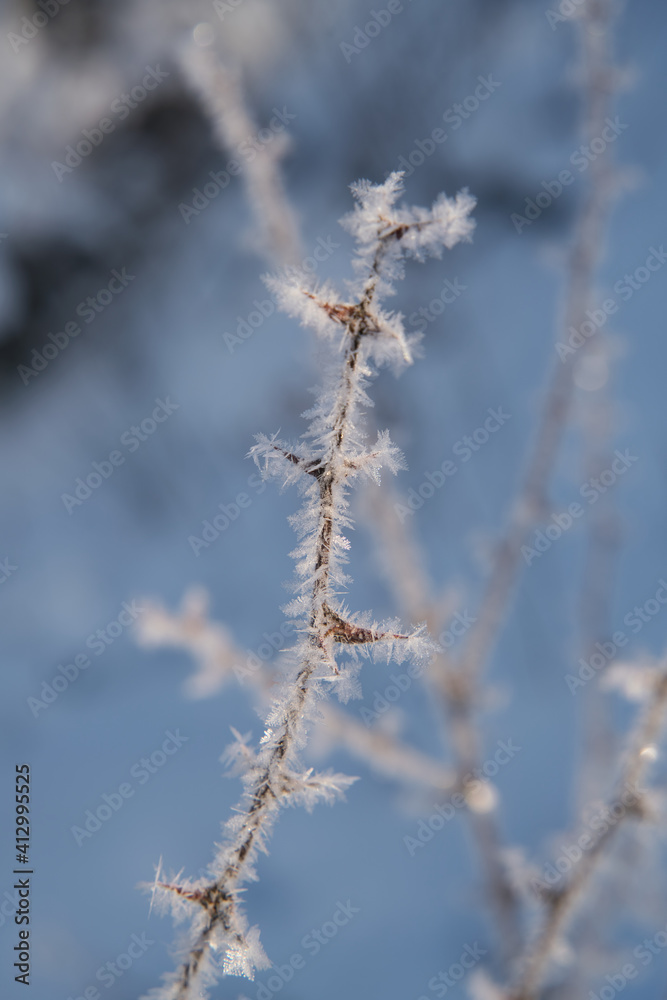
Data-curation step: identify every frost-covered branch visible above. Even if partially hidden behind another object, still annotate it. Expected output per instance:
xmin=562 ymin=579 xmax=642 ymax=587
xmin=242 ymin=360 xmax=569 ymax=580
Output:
xmin=552 ymin=341 xmax=623 ymax=996
xmin=136 ymin=589 xmax=455 ymax=793
xmin=455 ymin=0 xmax=620 ymax=689
xmin=180 ymin=43 xmax=302 ymax=265
xmin=361 ymin=8 xmax=623 ymax=971
xmin=137 ymin=588 xmax=241 ymax=699
xmin=429 ymin=1 xmax=623 ymax=967
xmin=144 ymin=173 xmax=475 ymax=1000
xmin=365 ymin=486 xmax=522 ymax=967
xmin=575 ymin=338 xmax=622 ymax=805
xmin=507 ymin=664 xmax=667 ymax=1000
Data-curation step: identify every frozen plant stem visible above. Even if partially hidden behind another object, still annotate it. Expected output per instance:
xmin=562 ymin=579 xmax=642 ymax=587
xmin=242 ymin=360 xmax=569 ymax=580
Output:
xmin=366 ymin=493 xmax=522 ymax=965
xmin=455 ymin=0 xmax=619 ymax=690
xmin=576 ymin=351 xmax=621 ymax=806
xmin=366 ymin=2 xmax=621 ymax=975
xmin=136 ymin=592 xmax=456 ymax=793
xmin=432 ymin=0 xmax=620 ymax=960
xmin=146 ymin=173 xmax=475 ymax=1000
xmin=180 ymin=45 xmax=302 ymax=265
xmin=508 ymin=670 xmax=667 ymax=1000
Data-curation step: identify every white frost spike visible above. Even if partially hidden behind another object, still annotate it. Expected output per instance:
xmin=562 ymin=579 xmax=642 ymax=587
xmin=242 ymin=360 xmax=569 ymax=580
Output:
xmin=290 ymin=768 xmax=359 ymax=810
xmin=263 ymin=273 xmax=346 ymax=340
xmin=222 ymin=926 xmax=268 ymax=979
xmin=341 ymin=172 xmax=475 ymax=299
xmin=221 ymin=729 xmax=256 ymax=777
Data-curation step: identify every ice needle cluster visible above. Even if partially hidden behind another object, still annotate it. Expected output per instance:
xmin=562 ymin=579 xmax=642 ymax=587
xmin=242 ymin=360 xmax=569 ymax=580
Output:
xmin=145 ymin=173 xmax=475 ymax=1000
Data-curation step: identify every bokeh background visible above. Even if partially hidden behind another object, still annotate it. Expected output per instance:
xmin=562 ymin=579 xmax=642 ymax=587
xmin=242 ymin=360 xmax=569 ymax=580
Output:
xmin=1 ymin=0 xmax=667 ymax=998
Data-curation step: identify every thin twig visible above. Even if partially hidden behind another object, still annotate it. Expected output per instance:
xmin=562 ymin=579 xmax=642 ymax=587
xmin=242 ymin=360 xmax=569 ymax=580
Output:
xmin=455 ymin=0 xmax=619 ymax=690
xmin=508 ymin=670 xmax=667 ymax=1000
xmin=180 ymin=44 xmax=302 ymax=265
xmin=365 ymin=488 xmax=523 ymax=967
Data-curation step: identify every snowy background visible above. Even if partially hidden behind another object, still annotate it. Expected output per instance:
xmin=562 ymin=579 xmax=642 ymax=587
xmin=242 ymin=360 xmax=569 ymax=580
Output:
xmin=1 ymin=0 xmax=667 ymax=998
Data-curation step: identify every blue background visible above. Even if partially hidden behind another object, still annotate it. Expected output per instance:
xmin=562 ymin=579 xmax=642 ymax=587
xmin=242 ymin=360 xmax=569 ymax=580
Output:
xmin=1 ymin=1 xmax=666 ymax=998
